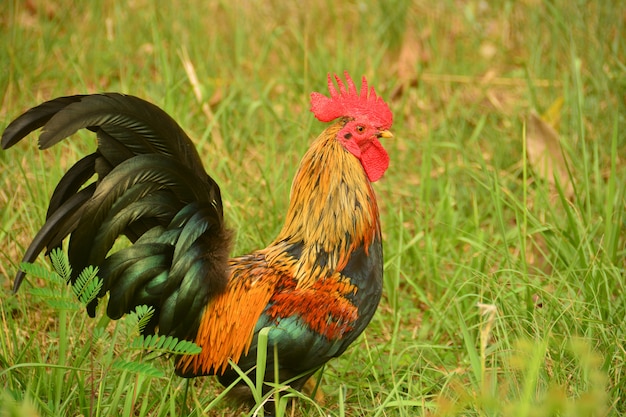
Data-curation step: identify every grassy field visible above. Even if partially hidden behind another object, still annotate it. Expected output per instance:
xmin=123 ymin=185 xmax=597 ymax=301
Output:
xmin=1 ymin=0 xmax=624 ymax=416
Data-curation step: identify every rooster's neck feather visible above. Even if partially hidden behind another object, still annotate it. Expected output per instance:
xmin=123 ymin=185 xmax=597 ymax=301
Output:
xmin=266 ymin=122 xmax=380 ymax=287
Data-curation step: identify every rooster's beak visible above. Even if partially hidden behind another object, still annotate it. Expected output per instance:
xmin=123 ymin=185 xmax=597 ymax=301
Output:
xmin=378 ymin=130 xmax=393 ymax=139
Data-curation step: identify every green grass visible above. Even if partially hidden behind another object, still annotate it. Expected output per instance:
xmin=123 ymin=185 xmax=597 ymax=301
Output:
xmin=1 ymin=0 xmax=624 ymax=416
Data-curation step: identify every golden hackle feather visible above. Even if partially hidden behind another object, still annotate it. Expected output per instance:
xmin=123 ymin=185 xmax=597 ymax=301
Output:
xmin=271 ymin=122 xmax=379 ymax=289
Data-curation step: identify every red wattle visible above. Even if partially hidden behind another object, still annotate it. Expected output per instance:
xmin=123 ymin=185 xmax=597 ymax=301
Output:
xmin=359 ymin=140 xmax=389 ymax=182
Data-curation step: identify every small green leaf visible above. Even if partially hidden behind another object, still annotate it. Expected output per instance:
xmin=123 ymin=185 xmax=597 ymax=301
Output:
xmin=129 ymin=334 xmax=201 ymax=355
xmin=132 ymin=305 xmax=155 ymax=334
xmin=112 ymin=359 xmax=165 ymax=378
xmin=46 ymin=299 xmax=81 ymax=311
xmin=49 ymin=247 xmax=72 ymax=282
xmin=19 ymin=262 xmax=64 ymax=285
xmin=72 ymin=265 xmax=102 ymax=305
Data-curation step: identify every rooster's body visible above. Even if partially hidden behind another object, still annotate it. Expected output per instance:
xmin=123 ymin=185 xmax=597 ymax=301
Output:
xmin=2 ymin=72 xmax=393 ymax=402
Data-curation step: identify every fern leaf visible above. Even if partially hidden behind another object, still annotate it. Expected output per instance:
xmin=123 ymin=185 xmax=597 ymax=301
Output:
xmin=164 ymin=336 xmax=175 ymax=351
xmin=92 ymin=327 xmax=111 ymax=343
xmin=146 ymin=334 xmax=158 ymax=348
xmin=72 ymin=265 xmax=102 ymax=305
xmin=132 ymin=305 xmax=155 ymax=334
xmin=131 ymin=334 xmax=146 ymax=349
xmin=49 ymin=247 xmax=72 ymax=282
xmin=19 ymin=262 xmax=64 ymax=285
xmin=175 ymin=339 xmax=202 ymax=355
xmin=130 ymin=334 xmax=201 ymax=355
xmin=81 ymin=278 xmax=103 ymax=305
xmin=28 ymin=287 xmax=79 ymax=310
xmin=45 ymin=299 xmax=81 ymax=311
xmin=112 ymin=359 xmax=165 ymax=378
xmin=28 ymin=287 xmax=63 ymax=299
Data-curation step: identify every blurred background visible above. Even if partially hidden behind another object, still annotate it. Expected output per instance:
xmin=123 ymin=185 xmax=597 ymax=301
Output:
xmin=1 ymin=1 xmax=624 ymax=416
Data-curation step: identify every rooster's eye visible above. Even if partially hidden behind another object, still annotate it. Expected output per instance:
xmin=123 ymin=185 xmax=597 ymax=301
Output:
xmin=356 ymin=125 xmax=364 ymax=133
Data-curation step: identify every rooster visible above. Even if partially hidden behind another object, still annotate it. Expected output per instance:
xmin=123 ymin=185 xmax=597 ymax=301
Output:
xmin=2 ymin=72 xmax=393 ymax=406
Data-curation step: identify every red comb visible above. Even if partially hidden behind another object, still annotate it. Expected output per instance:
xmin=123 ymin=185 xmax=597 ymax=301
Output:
xmin=310 ymin=71 xmax=393 ymax=130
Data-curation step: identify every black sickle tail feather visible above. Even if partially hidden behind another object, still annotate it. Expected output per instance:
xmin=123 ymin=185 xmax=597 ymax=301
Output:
xmin=1 ymin=94 xmax=232 ymax=341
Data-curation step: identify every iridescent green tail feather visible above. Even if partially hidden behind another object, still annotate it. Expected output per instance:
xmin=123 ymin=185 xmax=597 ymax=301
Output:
xmin=1 ymin=94 xmax=232 ymax=341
